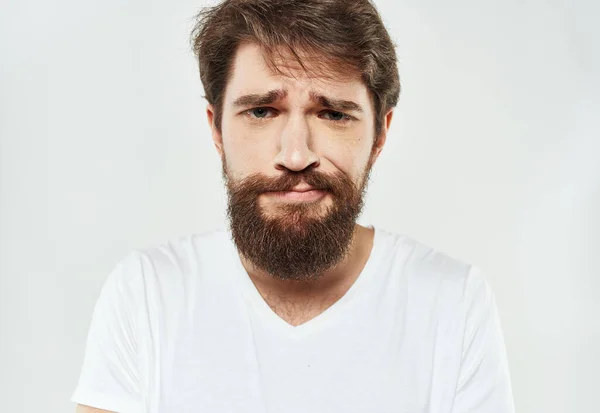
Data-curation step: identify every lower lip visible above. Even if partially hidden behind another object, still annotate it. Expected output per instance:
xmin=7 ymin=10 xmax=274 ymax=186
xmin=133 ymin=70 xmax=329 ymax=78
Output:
xmin=267 ymin=189 xmax=328 ymax=202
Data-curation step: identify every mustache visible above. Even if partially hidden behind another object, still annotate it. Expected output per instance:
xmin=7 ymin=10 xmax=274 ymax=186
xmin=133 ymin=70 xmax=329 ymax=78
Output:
xmin=228 ymin=169 xmax=349 ymax=196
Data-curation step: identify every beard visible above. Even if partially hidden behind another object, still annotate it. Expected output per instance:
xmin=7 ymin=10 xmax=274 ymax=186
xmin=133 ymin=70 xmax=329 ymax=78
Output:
xmin=223 ymin=155 xmax=374 ymax=282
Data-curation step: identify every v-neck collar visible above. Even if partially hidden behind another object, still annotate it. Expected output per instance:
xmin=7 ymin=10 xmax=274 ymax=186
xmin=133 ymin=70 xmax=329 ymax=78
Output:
xmin=226 ymin=225 xmax=384 ymax=338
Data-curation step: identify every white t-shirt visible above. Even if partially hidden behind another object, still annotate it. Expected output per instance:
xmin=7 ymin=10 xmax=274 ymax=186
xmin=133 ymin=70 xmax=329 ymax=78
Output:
xmin=71 ymin=226 xmax=515 ymax=413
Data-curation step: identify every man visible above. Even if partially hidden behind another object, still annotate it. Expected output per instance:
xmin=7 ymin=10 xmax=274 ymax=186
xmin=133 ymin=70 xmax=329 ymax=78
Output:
xmin=72 ymin=0 xmax=515 ymax=412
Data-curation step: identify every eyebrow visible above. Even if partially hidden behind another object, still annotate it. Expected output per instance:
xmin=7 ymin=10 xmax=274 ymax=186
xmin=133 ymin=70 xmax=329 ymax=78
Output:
xmin=232 ymin=89 xmax=288 ymax=108
xmin=232 ymin=88 xmax=364 ymax=113
xmin=308 ymin=91 xmax=364 ymax=113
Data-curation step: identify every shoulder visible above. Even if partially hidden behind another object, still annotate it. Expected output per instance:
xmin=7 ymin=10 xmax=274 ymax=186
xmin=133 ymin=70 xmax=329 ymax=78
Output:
xmin=138 ymin=229 xmax=228 ymax=272
xmin=106 ymin=228 xmax=231 ymax=297
xmin=376 ymin=228 xmax=495 ymax=342
xmin=377 ymin=227 xmax=471 ymax=280
xmin=375 ymin=227 xmax=485 ymax=302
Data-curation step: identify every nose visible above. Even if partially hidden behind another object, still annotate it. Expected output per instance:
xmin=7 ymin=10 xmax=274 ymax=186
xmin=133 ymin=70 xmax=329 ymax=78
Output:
xmin=273 ymin=113 xmax=320 ymax=172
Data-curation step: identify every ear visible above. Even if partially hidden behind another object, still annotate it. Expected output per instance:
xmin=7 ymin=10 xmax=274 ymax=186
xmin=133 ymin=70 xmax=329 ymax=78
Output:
xmin=371 ymin=109 xmax=394 ymax=162
xmin=206 ymin=103 xmax=224 ymax=157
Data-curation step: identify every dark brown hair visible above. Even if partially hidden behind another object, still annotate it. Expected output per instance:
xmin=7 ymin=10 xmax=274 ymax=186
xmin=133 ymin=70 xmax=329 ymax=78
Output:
xmin=190 ymin=0 xmax=400 ymax=141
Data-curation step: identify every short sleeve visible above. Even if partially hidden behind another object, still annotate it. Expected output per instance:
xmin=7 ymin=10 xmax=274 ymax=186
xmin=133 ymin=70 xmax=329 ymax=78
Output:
xmin=452 ymin=266 xmax=516 ymax=413
xmin=71 ymin=252 xmax=144 ymax=413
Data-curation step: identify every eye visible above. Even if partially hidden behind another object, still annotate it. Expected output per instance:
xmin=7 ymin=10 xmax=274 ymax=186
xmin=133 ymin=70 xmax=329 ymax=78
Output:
xmin=243 ymin=107 xmax=353 ymax=124
xmin=320 ymin=110 xmax=353 ymax=124
xmin=245 ymin=107 xmax=275 ymax=121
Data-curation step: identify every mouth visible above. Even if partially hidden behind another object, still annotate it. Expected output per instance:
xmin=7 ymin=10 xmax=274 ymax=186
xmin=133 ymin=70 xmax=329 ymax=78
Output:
xmin=264 ymin=187 xmax=329 ymax=202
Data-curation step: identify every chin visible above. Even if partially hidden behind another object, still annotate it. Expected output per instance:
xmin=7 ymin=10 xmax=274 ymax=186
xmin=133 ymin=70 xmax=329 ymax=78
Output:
xmin=262 ymin=198 xmax=333 ymax=221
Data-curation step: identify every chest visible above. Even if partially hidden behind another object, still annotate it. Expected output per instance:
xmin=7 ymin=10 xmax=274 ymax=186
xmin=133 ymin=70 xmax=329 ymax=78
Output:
xmin=141 ymin=264 xmax=465 ymax=413
xmin=156 ymin=312 xmax=453 ymax=413
xmin=163 ymin=336 xmax=416 ymax=412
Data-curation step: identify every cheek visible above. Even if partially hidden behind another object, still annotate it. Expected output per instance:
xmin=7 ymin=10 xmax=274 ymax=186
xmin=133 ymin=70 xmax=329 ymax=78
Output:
xmin=221 ymin=132 xmax=275 ymax=178
xmin=320 ymin=132 xmax=373 ymax=176
xmin=225 ymin=113 xmax=277 ymax=145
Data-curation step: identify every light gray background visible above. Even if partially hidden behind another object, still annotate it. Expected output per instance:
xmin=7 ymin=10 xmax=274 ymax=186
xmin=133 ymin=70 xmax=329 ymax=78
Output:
xmin=1 ymin=0 xmax=598 ymax=412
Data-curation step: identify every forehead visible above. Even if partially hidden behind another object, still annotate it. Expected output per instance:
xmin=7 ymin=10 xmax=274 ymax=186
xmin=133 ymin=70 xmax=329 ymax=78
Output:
xmin=224 ymin=42 xmax=371 ymax=108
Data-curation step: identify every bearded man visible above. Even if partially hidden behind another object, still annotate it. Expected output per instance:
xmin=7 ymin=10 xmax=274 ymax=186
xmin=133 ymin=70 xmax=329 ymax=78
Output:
xmin=72 ymin=1 xmax=515 ymax=412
